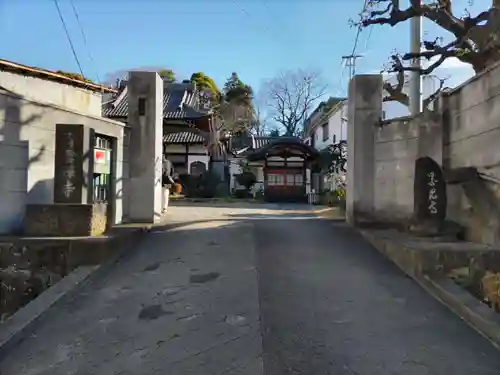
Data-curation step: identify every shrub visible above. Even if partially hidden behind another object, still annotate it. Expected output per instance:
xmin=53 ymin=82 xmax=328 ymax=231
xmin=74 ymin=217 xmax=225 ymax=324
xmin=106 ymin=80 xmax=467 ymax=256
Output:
xmin=234 ymin=188 xmax=249 ymax=199
xmin=183 ymin=170 xmax=221 ymax=198
xmin=234 ymin=171 xmax=257 ymax=191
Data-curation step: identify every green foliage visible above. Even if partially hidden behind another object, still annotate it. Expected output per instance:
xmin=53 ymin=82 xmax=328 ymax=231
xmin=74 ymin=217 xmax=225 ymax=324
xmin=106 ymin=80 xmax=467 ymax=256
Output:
xmin=319 ymin=187 xmax=346 ymax=207
xmin=235 ymin=171 xmax=257 ymax=191
xmin=56 ymin=70 xmax=95 ymax=84
xmin=317 ymin=140 xmax=347 ymax=174
xmin=190 ymin=72 xmax=220 ymax=100
xmin=213 ymin=72 xmax=255 ymax=133
xmin=183 ymin=170 xmax=221 ymax=198
xmin=158 ymin=69 xmax=175 ymax=82
xmin=223 ymin=72 xmax=253 ymax=106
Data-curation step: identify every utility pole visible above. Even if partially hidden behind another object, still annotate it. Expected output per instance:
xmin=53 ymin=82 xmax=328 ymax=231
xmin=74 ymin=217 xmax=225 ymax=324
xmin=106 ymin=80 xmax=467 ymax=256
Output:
xmin=342 ymin=54 xmax=363 ymax=79
xmin=409 ymin=3 xmax=422 ymax=115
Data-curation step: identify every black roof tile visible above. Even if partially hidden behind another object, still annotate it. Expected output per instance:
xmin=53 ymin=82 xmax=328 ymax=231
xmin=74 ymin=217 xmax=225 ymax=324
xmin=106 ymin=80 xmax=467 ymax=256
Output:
xmin=103 ymin=82 xmax=210 ymax=120
xmin=163 ymin=131 xmax=205 ymax=144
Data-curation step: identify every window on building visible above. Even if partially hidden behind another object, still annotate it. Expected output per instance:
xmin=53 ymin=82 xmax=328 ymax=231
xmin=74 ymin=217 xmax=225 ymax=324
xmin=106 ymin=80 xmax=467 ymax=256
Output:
xmin=268 ymin=173 xmax=284 ymax=186
xmin=138 ymin=98 xmax=146 ymax=116
xmin=294 ymin=174 xmax=303 ymax=186
xmin=322 ymin=123 xmax=329 ymax=141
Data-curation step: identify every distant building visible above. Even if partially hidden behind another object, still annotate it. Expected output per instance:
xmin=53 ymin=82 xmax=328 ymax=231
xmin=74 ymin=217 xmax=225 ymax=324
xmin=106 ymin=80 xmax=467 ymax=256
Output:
xmin=304 ymin=97 xmax=347 ymax=193
xmin=103 ymin=81 xmax=213 ymax=177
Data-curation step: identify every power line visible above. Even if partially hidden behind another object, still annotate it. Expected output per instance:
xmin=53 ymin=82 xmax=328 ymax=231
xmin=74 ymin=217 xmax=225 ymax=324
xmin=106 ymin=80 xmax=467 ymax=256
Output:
xmin=340 ymin=0 xmax=370 ymax=82
xmin=69 ymin=0 xmax=101 ymax=84
xmin=333 ymin=59 xmax=348 ymax=96
xmin=351 ymin=0 xmax=369 ymax=56
xmin=363 ymin=24 xmax=373 ymax=53
xmin=342 ymin=54 xmax=363 ymax=79
xmin=53 ymin=0 xmax=85 ymax=78
xmin=231 ymin=0 xmax=290 ymax=55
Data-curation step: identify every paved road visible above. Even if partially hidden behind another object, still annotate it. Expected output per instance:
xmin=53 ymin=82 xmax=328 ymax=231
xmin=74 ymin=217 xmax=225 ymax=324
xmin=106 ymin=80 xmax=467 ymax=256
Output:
xmin=1 ymin=203 xmax=500 ymax=374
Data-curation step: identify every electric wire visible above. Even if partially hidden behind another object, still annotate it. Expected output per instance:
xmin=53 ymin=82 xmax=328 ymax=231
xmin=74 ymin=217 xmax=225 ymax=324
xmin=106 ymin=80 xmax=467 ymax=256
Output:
xmin=351 ymin=0 xmax=370 ymax=56
xmin=69 ymin=0 xmax=101 ymax=84
xmin=231 ymin=0 xmax=292 ymax=56
xmin=53 ymin=0 xmax=85 ymax=78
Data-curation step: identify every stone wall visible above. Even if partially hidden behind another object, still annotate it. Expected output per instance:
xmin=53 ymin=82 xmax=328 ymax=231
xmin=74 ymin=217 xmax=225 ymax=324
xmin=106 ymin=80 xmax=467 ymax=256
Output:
xmin=443 ymin=61 xmax=500 ymax=246
xmin=350 ymin=61 xmax=500 ymax=246
xmin=24 ymin=203 xmax=108 ymax=237
xmin=0 ymin=87 xmax=126 ymax=234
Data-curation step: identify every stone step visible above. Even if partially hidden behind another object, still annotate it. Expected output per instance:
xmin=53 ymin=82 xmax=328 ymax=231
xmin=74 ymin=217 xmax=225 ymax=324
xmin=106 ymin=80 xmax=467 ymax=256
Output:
xmin=362 ymin=229 xmax=500 ymax=277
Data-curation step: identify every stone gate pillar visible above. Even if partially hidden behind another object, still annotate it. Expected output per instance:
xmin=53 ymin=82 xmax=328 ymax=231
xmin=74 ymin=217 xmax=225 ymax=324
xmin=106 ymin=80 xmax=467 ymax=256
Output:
xmin=127 ymin=71 xmax=163 ymax=223
xmin=346 ymin=74 xmax=382 ymax=225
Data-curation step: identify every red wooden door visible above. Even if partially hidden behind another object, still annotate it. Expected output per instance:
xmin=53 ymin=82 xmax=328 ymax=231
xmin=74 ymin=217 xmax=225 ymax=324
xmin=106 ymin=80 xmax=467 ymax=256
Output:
xmin=266 ymin=169 xmax=305 ymax=201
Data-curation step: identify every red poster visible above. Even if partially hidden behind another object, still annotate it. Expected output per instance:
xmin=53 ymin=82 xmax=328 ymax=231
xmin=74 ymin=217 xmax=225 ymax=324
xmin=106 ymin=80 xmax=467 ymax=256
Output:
xmin=94 ymin=150 xmax=105 ymax=163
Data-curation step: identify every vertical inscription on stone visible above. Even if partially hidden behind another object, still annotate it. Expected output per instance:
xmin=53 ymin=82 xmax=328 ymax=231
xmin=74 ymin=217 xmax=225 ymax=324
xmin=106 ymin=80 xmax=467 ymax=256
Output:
xmin=54 ymin=124 xmax=84 ymax=203
xmin=414 ymin=156 xmax=446 ymax=223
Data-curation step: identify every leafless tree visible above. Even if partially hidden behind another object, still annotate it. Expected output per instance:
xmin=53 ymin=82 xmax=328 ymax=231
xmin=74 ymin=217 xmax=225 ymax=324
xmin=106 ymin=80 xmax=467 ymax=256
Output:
xmin=263 ymin=69 xmax=327 ymax=136
xmin=249 ymin=94 xmax=269 ymax=136
xmin=382 ymin=59 xmax=448 ymax=111
xmin=362 ymin=0 xmax=500 ymax=74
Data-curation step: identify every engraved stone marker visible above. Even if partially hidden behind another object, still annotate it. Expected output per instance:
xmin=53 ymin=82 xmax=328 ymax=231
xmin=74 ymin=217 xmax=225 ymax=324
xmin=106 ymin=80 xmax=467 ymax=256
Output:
xmin=54 ymin=124 xmax=84 ymax=203
xmin=414 ymin=156 xmax=446 ymax=223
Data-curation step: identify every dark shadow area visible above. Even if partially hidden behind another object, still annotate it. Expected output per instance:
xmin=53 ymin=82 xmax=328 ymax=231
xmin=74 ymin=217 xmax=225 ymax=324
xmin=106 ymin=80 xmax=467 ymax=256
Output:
xmin=0 ymin=86 xmax=45 ymax=234
xmin=168 ymin=199 xmax=322 ymax=211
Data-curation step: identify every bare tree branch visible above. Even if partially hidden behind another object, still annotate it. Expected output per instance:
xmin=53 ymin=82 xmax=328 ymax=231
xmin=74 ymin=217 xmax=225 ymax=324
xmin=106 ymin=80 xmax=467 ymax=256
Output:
xmin=361 ymin=0 xmax=500 ymax=74
xmin=382 ymin=61 xmax=448 ymax=111
xmin=263 ymin=69 xmax=327 ymax=136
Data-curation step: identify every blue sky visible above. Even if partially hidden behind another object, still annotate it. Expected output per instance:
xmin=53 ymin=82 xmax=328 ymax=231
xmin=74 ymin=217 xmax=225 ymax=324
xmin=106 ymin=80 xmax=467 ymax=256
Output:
xmin=0 ymin=0 xmax=486 ymax=97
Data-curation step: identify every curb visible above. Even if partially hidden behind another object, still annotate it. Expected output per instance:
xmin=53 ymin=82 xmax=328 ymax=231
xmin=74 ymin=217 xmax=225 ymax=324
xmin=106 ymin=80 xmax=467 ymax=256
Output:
xmin=360 ymin=229 xmax=500 ymax=351
xmin=419 ymin=275 xmax=500 ymax=351
xmin=311 ymin=206 xmax=345 ymax=219
xmin=0 ymin=226 xmax=148 ymax=359
xmin=0 ymin=266 xmax=97 ymax=359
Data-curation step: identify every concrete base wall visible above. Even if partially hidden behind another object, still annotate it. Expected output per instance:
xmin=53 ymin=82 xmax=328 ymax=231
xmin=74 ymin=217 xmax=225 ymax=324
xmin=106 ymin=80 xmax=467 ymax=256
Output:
xmin=24 ymin=203 xmax=108 ymax=237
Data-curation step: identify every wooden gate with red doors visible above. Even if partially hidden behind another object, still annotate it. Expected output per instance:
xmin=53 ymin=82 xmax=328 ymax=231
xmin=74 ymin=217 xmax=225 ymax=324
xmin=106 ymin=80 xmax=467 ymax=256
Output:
xmin=245 ymin=137 xmax=320 ymax=203
xmin=265 ymin=168 xmax=305 ymax=202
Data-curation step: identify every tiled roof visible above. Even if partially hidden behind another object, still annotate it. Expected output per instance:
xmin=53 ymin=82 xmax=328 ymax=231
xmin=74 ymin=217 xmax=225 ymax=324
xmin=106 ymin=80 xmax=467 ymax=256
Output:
xmin=253 ymin=136 xmax=275 ymax=149
xmin=103 ymin=82 xmax=210 ymax=120
xmin=0 ymin=58 xmax=116 ymax=93
xmin=227 ymin=135 xmax=279 ymax=156
xmin=164 ymin=131 xmax=205 ymax=144
xmin=247 ymin=136 xmax=319 ymax=161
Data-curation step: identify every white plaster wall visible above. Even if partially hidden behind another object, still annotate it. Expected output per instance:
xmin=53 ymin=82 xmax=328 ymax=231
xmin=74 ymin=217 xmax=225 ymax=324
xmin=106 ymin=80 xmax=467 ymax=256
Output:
xmin=229 ymin=157 xmax=243 ymax=191
xmin=188 ymin=155 xmax=209 ymax=173
xmin=253 ymin=167 xmax=264 ymax=193
xmin=0 ymin=89 xmax=125 ymax=234
xmin=312 ymin=102 xmax=347 ymax=151
xmin=188 ymin=144 xmax=208 ymax=154
xmin=0 ymin=71 xmax=103 ymax=116
xmin=311 ymin=102 xmax=348 ymax=192
xmin=164 ymin=143 xmax=209 ymax=174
